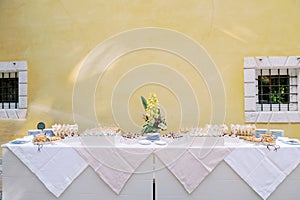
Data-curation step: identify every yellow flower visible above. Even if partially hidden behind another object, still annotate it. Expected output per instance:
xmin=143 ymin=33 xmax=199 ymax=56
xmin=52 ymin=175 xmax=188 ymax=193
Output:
xmin=141 ymin=93 xmax=167 ymax=135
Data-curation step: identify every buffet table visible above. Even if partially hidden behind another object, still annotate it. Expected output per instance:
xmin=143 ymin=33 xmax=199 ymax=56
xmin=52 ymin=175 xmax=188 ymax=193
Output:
xmin=2 ymin=136 xmax=300 ymax=200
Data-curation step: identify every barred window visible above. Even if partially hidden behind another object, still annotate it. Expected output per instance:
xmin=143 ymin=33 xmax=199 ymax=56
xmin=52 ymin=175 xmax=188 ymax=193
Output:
xmin=0 ymin=72 xmax=19 ymax=109
xmin=256 ymin=69 xmax=297 ymax=111
xmin=0 ymin=61 xmax=27 ymax=119
xmin=244 ymin=56 xmax=300 ymax=123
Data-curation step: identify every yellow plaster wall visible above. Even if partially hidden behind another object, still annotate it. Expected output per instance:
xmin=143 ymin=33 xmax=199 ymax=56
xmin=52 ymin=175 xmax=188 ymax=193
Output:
xmin=0 ymin=0 xmax=300 ymax=150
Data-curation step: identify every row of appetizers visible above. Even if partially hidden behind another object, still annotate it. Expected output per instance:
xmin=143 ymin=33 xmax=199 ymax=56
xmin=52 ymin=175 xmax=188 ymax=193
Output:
xmin=240 ymin=134 xmax=276 ymax=145
xmin=181 ymin=124 xmax=256 ymax=137
xmin=28 ymin=123 xmax=283 ymax=143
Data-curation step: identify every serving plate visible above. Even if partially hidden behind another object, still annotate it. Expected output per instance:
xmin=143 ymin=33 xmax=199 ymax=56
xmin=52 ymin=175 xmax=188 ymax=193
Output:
xmin=154 ymin=140 xmax=167 ymax=145
xmin=138 ymin=140 xmax=151 ymax=145
xmin=284 ymin=139 xmax=300 ymax=145
xmin=10 ymin=140 xmax=30 ymax=145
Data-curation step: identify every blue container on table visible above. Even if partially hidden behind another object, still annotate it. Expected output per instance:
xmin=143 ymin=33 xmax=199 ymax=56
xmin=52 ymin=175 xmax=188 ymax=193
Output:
xmin=43 ymin=128 xmax=54 ymax=137
xmin=255 ymin=129 xmax=268 ymax=138
xmin=146 ymin=132 xmax=160 ymax=141
xmin=28 ymin=129 xmax=54 ymax=137
xmin=269 ymin=129 xmax=284 ymax=139
xmin=27 ymin=129 xmax=42 ymax=137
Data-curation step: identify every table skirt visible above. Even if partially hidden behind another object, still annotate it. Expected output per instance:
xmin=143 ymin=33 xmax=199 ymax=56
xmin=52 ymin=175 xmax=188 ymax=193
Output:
xmin=3 ymin=144 xmax=300 ymax=200
xmin=2 ymin=148 xmax=153 ymax=200
xmin=155 ymin=158 xmax=300 ymax=200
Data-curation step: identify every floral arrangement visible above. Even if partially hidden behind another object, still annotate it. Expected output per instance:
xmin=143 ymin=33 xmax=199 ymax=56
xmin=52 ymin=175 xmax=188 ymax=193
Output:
xmin=141 ymin=93 xmax=167 ymax=135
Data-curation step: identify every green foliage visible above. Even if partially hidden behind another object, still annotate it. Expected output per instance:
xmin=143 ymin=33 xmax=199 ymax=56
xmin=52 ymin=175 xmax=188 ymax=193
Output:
xmin=270 ymin=86 xmax=287 ymax=104
xmin=140 ymin=94 xmax=167 ymax=135
xmin=141 ymin=96 xmax=147 ymax=109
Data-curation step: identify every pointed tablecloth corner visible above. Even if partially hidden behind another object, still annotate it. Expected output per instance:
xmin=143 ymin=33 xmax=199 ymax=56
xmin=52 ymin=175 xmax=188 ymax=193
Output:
xmin=225 ymin=144 xmax=300 ymax=200
xmin=6 ymin=142 xmax=88 ymax=197
xmin=74 ymin=141 xmax=154 ymax=194
xmin=155 ymin=146 xmax=233 ymax=193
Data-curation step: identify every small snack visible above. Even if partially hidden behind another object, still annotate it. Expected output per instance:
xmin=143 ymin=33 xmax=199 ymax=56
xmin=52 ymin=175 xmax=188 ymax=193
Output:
xmin=33 ymin=134 xmax=47 ymax=143
xmin=52 ymin=123 xmax=79 ymax=138
xmin=161 ymin=132 xmax=183 ymax=139
xmin=231 ymin=124 xmax=256 ymax=137
xmin=252 ymin=137 xmax=262 ymax=143
xmin=261 ymin=134 xmax=276 ymax=145
xmin=122 ymin=132 xmax=141 ymax=139
xmin=49 ymin=136 xmax=61 ymax=142
xmin=82 ymin=126 xmax=120 ymax=136
xmin=240 ymin=136 xmax=261 ymax=143
xmin=188 ymin=124 xmax=223 ymax=137
xmin=220 ymin=124 xmax=230 ymax=135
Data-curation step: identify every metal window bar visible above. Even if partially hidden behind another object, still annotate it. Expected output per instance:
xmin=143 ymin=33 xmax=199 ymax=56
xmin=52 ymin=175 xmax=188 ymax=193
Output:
xmin=287 ymin=69 xmax=289 ymax=111
xmin=256 ymin=69 xmax=297 ymax=112
xmin=278 ymin=69 xmax=283 ymax=111
xmin=278 ymin=69 xmax=281 ymax=111
xmin=269 ymin=69 xmax=272 ymax=111
xmin=0 ymin=72 xmax=19 ymax=109
xmin=287 ymin=68 xmax=297 ymax=110
xmin=260 ymin=69 xmax=263 ymax=111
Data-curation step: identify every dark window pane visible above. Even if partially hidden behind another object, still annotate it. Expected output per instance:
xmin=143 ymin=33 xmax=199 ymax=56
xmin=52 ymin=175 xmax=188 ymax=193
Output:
xmin=258 ymin=75 xmax=289 ymax=104
xmin=0 ymin=77 xmax=18 ymax=103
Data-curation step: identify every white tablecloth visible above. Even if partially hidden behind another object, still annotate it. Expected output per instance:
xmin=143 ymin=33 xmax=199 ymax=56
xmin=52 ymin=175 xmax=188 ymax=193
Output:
xmin=3 ymin=137 xmax=300 ymax=200
xmin=5 ymin=140 xmax=87 ymax=197
xmin=75 ymin=137 xmax=154 ymax=194
xmin=155 ymin=146 xmax=233 ymax=193
xmin=225 ymin=142 xmax=300 ymax=200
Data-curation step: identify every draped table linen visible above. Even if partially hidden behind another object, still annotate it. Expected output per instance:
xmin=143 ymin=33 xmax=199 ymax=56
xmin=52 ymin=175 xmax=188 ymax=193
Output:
xmin=224 ymin=142 xmax=300 ymax=200
xmin=4 ymin=140 xmax=88 ymax=197
xmin=155 ymin=145 xmax=233 ymax=193
xmin=3 ymin=137 xmax=300 ymax=200
xmin=74 ymin=137 xmax=154 ymax=194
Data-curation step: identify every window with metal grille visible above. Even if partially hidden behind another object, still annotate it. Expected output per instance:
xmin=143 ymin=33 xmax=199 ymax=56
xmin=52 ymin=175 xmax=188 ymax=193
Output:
xmin=0 ymin=72 xmax=18 ymax=109
xmin=256 ymin=69 xmax=297 ymax=111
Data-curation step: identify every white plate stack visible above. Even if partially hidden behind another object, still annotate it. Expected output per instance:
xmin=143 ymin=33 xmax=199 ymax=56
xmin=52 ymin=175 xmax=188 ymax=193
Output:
xmin=269 ymin=129 xmax=284 ymax=139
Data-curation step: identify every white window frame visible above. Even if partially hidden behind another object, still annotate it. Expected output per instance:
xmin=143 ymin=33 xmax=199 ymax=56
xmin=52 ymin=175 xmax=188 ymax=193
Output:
xmin=0 ymin=61 xmax=27 ymax=119
xmin=244 ymin=56 xmax=300 ymax=123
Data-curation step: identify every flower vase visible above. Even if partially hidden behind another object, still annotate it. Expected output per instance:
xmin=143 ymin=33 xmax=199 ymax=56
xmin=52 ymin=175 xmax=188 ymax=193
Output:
xmin=146 ymin=132 xmax=160 ymax=141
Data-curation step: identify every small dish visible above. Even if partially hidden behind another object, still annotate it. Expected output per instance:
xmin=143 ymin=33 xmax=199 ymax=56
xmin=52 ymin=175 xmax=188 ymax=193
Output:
xmin=10 ymin=140 xmax=30 ymax=145
xmin=138 ymin=140 xmax=151 ymax=145
xmin=154 ymin=140 xmax=167 ymax=145
xmin=285 ymin=139 xmax=300 ymax=145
